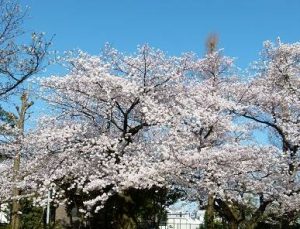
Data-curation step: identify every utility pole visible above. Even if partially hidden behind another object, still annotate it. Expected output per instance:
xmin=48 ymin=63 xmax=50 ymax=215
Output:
xmin=206 ymin=33 xmax=218 ymax=54
xmin=204 ymin=34 xmax=218 ymax=229
xmin=11 ymin=92 xmax=33 ymax=229
xmin=46 ymin=190 xmax=51 ymax=225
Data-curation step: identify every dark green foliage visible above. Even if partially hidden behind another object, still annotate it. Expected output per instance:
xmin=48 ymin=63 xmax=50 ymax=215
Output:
xmin=0 ymin=201 xmax=45 ymax=229
xmin=58 ymin=185 xmax=181 ymax=229
xmin=87 ymin=187 xmax=178 ymax=228
xmin=203 ymin=210 xmax=224 ymax=229
xmin=0 ymin=107 xmax=16 ymax=128
xmin=19 ymin=200 xmax=44 ymax=229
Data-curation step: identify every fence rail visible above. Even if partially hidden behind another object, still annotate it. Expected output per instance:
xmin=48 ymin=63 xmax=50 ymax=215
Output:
xmin=137 ymin=222 xmax=203 ymax=229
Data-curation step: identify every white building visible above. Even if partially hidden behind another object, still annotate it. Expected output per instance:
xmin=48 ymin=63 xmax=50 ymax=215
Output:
xmin=160 ymin=211 xmax=204 ymax=229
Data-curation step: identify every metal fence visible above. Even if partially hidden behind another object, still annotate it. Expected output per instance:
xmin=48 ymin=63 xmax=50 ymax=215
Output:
xmin=159 ymin=223 xmax=202 ymax=229
xmin=137 ymin=222 xmax=203 ymax=229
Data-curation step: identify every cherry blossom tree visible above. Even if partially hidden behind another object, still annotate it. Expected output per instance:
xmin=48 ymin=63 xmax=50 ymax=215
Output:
xmin=20 ymin=45 xmax=189 ymax=227
xmin=230 ymin=39 xmax=300 ymax=226
xmin=164 ymin=41 xmax=300 ymax=228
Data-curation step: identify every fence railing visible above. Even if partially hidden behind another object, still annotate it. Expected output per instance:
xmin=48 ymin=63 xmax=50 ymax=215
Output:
xmin=137 ymin=222 xmax=203 ymax=229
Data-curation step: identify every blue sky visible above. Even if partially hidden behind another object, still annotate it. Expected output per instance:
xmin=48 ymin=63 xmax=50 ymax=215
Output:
xmin=22 ymin=0 xmax=300 ymax=69
xmin=8 ymin=0 xmax=299 ymax=131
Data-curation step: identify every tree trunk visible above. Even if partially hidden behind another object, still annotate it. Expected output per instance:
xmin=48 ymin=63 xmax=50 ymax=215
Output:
xmin=205 ymin=194 xmax=215 ymax=229
xmin=229 ymin=220 xmax=239 ymax=229
xmin=280 ymin=219 xmax=290 ymax=229
xmin=118 ymin=213 xmax=137 ymax=229
xmin=244 ymin=221 xmax=257 ymax=229
xmin=115 ymin=193 xmax=137 ymax=229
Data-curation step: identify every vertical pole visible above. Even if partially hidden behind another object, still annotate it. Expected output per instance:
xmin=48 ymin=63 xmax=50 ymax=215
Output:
xmin=179 ymin=212 xmax=181 ymax=229
xmin=11 ymin=153 xmax=21 ymax=229
xmin=11 ymin=92 xmax=33 ymax=229
xmin=46 ymin=190 xmax=51 ymax=225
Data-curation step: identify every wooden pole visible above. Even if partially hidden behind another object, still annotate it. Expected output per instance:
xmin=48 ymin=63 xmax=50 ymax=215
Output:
xmin=11 ymin=92 xmax=33 ymax=229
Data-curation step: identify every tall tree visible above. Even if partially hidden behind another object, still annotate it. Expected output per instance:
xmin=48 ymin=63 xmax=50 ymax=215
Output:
xmin=17 ymin=45 xmax=187 ymax=228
